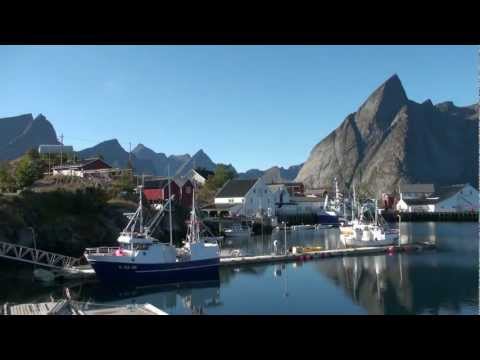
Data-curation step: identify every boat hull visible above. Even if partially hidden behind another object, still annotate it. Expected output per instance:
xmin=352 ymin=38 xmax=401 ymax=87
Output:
xmin=88 ymin=257 xmax=220 ymax=286
xmin=317 ymin=213 xmax=340 ymax=226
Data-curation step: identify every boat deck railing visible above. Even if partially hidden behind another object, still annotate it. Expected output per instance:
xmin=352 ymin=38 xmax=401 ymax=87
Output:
xmin=84 ymin=247 xmax=120 ymax=255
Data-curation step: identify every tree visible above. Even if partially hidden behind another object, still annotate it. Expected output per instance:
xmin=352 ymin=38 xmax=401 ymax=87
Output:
xmin=197 ymin=164 xmax=235 ymax=205
xmin=12 ymin=150 xmax=46 ymax=190
xmin=110 ymin=170 xmax=135 ymax=198
xmin=0 ymin=162 xmax=16 ymax=192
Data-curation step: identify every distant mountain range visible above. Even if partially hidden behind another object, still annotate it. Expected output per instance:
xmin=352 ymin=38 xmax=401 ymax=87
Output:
xmin=295 ymin=74 xmax=479 ymax=193
xmin=2 ymin=74 xmax=476 ymax=191
xmin=0 ymin=115 xmax=299 ymax=179
xmin=237 ymin=164 xmax=303 ymax=182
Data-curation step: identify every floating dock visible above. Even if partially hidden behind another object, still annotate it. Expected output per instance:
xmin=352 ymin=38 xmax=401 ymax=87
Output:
xmin=3 ymin=301 xmax=168 ymax=315
xmin=62 ymin=242 xmax=435 ymax=279
xmin=219 ymin=242 xmax=435 ymax=267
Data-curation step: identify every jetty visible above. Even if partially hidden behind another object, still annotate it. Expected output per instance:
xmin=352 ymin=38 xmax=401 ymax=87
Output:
xmin=218 ymin=242 xmax=435 ymax=267
xmin=60 ymin=241 xmax=435 ymax=279
xmin=3 ymin=300 xmax=168 ymax=315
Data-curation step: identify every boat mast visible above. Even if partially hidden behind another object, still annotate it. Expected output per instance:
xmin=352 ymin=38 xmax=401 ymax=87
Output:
xmin=139 ymin=174 xmax=144 ymax=234
xmin=168 ymin=165 xmax=173 ymax=246
xmin=352 ymin=183 xmax=356 ymax=221
xmin=191 ymin=184 xmax=196 ymax=244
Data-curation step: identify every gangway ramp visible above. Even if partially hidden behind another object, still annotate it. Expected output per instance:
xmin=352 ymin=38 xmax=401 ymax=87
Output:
xmin=0 ymin=240 xmax=82 ymax=270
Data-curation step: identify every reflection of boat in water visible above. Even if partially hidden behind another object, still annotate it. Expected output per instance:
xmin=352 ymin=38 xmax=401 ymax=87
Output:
xmin=84 ymin=280 xmax=221 ymax=315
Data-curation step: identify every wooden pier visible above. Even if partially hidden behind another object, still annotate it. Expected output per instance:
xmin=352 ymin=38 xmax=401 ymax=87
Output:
xmin=63 ymin=242 xmax=436 ymax=278
xmin=3 ymin=300 xmax=168 ymax=315
xmin=218 ymin=242 xmax=436 ymax=267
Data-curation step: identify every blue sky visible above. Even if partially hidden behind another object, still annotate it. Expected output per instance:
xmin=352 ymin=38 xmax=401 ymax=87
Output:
xmin=1 ymin=45 xmax=477 ymax=172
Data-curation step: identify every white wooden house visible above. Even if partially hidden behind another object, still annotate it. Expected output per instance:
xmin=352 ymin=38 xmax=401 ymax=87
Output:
xmin=213 ymin=178 xmax=275 ymax=217
xmin=396 ymin=184 xmax=479 ymax=213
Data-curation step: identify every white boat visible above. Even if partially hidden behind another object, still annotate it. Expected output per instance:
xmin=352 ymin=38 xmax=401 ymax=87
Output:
xmin=340 ymin=225 xmax=399 ymax=247
xmin=315 ymin=224 xmax=335 ymax=230
xmin=223 ymin=223 xmax=252 ymax=237
xmin=339 ymin=188 xmax=398 ymax=247
xmin=84 ymin=177 xmax=220 ymax=286
xmin=292 ymin=224 xmax=315 ymax=231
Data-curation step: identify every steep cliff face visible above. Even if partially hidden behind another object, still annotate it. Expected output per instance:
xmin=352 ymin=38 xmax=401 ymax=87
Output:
xmin=0 ymin=114 xmax=59 ymax=161
xmin=296 ymin=74 xmax=479 ymax=193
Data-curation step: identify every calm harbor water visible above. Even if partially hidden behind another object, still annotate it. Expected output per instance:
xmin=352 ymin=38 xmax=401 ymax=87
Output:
xmin=0 ymin=222 xmax=478 ymax=315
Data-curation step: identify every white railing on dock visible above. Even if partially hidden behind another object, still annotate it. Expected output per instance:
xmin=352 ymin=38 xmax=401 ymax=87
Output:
xmin=0 ymin=240 xmax=82 ymax=270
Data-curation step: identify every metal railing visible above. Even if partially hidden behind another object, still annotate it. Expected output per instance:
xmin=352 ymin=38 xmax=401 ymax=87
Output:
xmin=84 ymin=247 xmax=119 ymax=255
xmin=0 ymin=240 xmax=82 ymax=270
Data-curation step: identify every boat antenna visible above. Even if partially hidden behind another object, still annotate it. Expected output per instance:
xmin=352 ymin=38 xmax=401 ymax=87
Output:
xmin=168 ymin=165 xmax=173 ymax=246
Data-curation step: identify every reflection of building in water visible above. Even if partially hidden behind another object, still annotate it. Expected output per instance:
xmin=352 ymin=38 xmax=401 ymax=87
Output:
xmin=317 ymin=254 xmax=415 ymax=314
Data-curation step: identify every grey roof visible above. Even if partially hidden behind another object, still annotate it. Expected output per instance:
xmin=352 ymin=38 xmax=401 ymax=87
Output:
xmin=434 ymin=184 xmax=472 ymax=202
xmin=399 ymin=184 xmax=435 ymax=193
xmin=216 ymin=179 xmax=257 ymax=198
xmin=38 ymin=144 xmax=74 ymax=154
xmin=402 ymin=184 xmax=473 ymax=205
xmin=52 ymin=158 xmax=110 ymax=170
xmin=201 ymin=203 xmax=239 ymax=210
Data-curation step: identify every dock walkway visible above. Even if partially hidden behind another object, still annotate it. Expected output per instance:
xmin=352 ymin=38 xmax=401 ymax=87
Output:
xmin=64 ymin=242 xmax=435 ymax=278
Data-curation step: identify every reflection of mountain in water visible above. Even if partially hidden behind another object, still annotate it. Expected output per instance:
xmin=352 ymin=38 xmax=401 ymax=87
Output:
xmin=315 ymin=249 xmax=478 ymax=314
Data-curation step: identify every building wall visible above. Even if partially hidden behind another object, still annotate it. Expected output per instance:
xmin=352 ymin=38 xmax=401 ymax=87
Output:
xmin=53 ymin=169 xmax=84 ymax=177
xmin=215 ymin=178 xmax=276 ymax=217
xmin=181 ymin=181 xmax=194 ymax=208
xmin=268 ymin=186 xmax=291 ymax=205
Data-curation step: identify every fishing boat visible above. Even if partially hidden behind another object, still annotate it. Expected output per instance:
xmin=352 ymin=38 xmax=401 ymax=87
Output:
xmin=84 ymin=177 xmax=220 ymax=286
xmin=223 ymin=223 xmax=252 ymax=238
xmin=339 ymin=193 xmax=398 ymax=247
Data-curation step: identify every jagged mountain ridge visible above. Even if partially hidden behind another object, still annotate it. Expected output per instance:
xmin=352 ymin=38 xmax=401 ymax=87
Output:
xmin=295 ymin=74 xmax=479 ymax=193
xmin=237 ymin=164 xmax=303 ymax=182
xmin=0 ymin=113 xmax=60 ymax=161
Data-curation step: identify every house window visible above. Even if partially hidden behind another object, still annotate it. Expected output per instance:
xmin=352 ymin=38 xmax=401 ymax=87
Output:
xmin=185 ymin=186 xmax=191 ymax=194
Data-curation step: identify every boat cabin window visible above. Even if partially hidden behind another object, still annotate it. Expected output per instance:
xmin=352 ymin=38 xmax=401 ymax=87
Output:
xmin=134 ymin=243 xmax=151 ymax=251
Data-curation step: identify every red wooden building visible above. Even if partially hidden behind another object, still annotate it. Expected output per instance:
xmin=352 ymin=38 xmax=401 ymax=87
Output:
xmin=177 ymin=178 xmax=194 ymax=208
xmin=143 ymin=178 xmax=181 ymax=204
